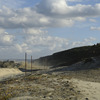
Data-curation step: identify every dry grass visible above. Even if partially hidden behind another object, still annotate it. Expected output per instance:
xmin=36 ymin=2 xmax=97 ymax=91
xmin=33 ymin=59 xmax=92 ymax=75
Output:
xmin=0 ymin=74 xmax=82 ymax=100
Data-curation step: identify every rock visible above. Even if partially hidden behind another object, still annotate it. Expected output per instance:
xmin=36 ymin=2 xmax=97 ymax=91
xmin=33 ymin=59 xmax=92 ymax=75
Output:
xmin=43 ymin=96 xmax=46 ymax=98
xmin=85 ymin=98 xmax=89 ymax=100
xmin=69 ymin=96 xmax=77 ymax=100
xmin=70 ymin=88 xmax=74 ymax=91
xmin=47 ymin=92 xmax=52 ymax=96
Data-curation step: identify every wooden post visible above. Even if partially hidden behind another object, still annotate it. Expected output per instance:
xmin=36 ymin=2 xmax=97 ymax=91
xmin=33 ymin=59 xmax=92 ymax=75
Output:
xmin=31 ymin=56 xmax=32 ymax=74
xmin=25 ymin=53 xmax=27 ymax=76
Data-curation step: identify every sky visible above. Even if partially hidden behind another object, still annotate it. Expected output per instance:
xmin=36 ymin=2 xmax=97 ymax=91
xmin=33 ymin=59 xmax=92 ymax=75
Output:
xmin=0 ymin=0 xmax=100 ymax=59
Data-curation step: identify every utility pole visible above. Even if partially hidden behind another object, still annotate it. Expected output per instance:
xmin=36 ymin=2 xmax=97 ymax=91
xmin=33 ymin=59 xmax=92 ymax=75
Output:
xmin=25 ymin=53 xmax=27 ymax=76
xmin=31 ymin=56 xmax=32 ymax=74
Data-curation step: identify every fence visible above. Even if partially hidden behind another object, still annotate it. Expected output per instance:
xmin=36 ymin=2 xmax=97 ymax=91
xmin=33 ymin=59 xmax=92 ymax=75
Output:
xmin=25 ymin=53 xmax=33 ymax=76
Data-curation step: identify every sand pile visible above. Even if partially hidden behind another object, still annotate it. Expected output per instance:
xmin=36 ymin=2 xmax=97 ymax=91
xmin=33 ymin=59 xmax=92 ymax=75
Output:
xmin=0 ymin=68 xmax=23 ymax=81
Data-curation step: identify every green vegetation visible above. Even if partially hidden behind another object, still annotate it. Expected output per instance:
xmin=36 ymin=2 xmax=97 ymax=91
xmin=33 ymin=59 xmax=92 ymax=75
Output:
xmin=0 ymin=60 xmax=21 ymax=68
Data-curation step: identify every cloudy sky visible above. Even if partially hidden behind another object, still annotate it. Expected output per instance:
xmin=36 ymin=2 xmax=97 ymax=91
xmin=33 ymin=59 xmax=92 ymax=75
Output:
xmin=0 ymin=0 xmax=100 ymax=59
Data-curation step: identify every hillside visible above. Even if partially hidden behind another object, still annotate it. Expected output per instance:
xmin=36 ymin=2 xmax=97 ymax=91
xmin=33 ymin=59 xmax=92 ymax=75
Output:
xmin=0 ymin=44 xmax=100 ymax=100
xmin=34 ymin=43 xmax=100 ymax=67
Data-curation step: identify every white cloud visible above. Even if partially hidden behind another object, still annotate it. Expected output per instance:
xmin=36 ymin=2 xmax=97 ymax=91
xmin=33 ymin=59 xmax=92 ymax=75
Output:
xmin=36 ymin=0 xmax=68 ymax=15
xmin=72 ymin=37 xmax=96 ymax=47
xmin=0 ymin=27 xmax=70 ymax=58
xmin=36 ymin=0 xmax=100 ymax=18
xmin=25 ymin=33 xmax=69 ymax=52
xmin=24 ymin=28 xmax=48 ymax=35
xmin=15 ymin=44 xmax=23 ymax=53
xmin=0 ymin=0 xmax=99 ymax=59
xmin=0 ymin=7 xmax=52 ymax=28
xmin=0 ymin=0 xmax=25 ymax=9
xmin=0 ymin=30 xmax=69 ymax=59
xmin=0 ymin=1 xmax=100 ymax=29
xmin=0 ymin=29 xmax=14 ymax=46
xmin=2 ymin=34 xmax=14 ymax=43
xmin=84 ymin=37 xmax=96 ymax=42
xmin=74 ymin=17 xmax=86 ymax=21
xmin=0 ymin=41 xmax=32 ymax=59
xmin=15 ymin=43 xmax=32 ymax=53
xmin=89 ymin=19 xmax=96 ymax=22
xmin=66 ymin=0 xmax=82 ymax=2
xmin=0 ymin=28 xmax=5 ymax=34
xmin=90 ymin=26 xmax=100 ymax=31
xmin=0 ymin=29 xmax=97 ymax=59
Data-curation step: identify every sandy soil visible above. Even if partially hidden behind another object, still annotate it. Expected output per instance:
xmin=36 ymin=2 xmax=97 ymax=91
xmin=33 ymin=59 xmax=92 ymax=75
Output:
xmin=71 ymin=78 xmax=100 ymax=100
xmin=0 ymin=68 xmax=100 ymax=100
xmin=0 ymin=68 xmax=23 ymax=81
xmin=0 ymin=73 xmax=82 ymax=100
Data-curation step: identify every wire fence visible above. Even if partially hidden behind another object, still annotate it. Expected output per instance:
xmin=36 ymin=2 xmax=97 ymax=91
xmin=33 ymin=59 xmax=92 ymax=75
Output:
xmin=25 ymin=53 xmax=33 ymax=76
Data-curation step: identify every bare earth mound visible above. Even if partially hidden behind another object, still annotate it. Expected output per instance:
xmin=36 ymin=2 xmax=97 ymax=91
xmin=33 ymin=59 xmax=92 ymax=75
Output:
xmin=0 ymin=68 xmax=23 ymax=81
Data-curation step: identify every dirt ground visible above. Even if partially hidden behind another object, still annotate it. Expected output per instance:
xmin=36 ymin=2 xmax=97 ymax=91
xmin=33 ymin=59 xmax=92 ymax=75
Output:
xmin=0 ymin=68 xmax=100 ymax=100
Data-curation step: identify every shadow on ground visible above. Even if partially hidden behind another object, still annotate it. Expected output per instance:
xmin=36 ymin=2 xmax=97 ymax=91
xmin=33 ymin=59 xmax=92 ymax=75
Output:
xmin=19 ymin=68 xmax=41 ymax=72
